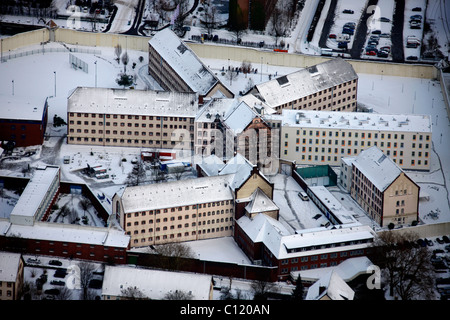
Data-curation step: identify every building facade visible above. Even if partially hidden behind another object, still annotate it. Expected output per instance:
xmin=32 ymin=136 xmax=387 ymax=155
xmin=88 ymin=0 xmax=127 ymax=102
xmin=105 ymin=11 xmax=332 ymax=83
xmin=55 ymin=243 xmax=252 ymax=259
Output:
xmin=113 ymin=175 xmax=236 ymax=248
xmin=0 ymin=252 xmax=24 ymax=300
xmin=266 ymin=110 xmax=432 ymax=171
xmin=67 ymin=87 xmax=197 ymax=150
xmin=251 ymin=58 xmax=358 ymax=114
xmin=349 ymin=146 xmax=420 ymax=227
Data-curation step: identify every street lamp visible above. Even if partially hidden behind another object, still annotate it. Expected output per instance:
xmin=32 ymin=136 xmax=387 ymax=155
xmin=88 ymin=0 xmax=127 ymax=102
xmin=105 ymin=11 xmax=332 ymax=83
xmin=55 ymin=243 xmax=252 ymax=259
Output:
xmin=12 ymin=80 xmax=14 ymax=95
xmin=54 ymin=71 xmax=56 ymax=97
xmin=94 ymin=61 xmax=97 ymax=88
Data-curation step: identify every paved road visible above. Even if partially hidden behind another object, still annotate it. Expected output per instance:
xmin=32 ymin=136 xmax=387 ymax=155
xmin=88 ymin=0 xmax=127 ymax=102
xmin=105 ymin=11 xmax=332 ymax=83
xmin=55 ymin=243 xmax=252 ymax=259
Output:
xmin=390 ymin=0 xmax=405 ymax=62
xmin=350 ymin=0 xmax=379 ymax=59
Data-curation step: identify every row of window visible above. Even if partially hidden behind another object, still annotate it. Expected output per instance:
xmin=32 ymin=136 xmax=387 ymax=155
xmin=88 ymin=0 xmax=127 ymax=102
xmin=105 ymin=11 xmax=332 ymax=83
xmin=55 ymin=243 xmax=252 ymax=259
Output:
xmin=289 ymin=130 xmax=429 ymax=141
xmin=131 ymin=226 xmax=232 ymax=244
xmin=70 ymin=112 xmax=192 ymax=123
xmin=68 ymin=137 xmax=184 ymax=145
xmin=127 ymin=216 xmax=232 ymax=228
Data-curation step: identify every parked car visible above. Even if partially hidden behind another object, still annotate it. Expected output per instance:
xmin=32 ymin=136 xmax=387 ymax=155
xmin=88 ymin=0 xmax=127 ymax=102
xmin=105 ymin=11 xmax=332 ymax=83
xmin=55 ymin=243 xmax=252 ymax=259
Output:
xmin=49 ymin=259 xmax=62 ymax=266
xmin=377 ymin=51 xmax=389 ymax=58
xmin=417 ymin=238 xmax=426 ymax=247
xmin=342 ymin=28 xmax=354 ymax=35
xmin=425 ymin=238 xmax=434 ymax=246
xmin=27 ymin=258 xmax=41 ymax=264
xmin=412 ymin=7 xmax=422 ymax=12
xmin=380 ymin=17 xmax=391 ymax=22
xmin=437 ymin=237 xmax=445 ymax=244
xmin=443 ymin=235 xmax=450 ymax=243
xmin=406 ymin=56 xmax=418 ymax=61
xmin=371 ymin=30 xmax=382 ymax=34
xmin=366 ymin=50 xmax=377 ymax=56
xmin=344 ymin=22 xmax=356 ymax=28
xmin=298 ymin=191 xmax=309 ymax=201
xmin=343 ymin=9 xmax=354 ymax=14
xmin=406 ymin=43 xmax=419 ymax=48
xmin=410 ymin=15 xmax=422 ymax=20
xmin=380 ymin=33 xmax=391 ymax=38
xmin=338 ymin=42 xmax=348 ymax=49
xmin=329 ymin=34 xmax=337 ymax=39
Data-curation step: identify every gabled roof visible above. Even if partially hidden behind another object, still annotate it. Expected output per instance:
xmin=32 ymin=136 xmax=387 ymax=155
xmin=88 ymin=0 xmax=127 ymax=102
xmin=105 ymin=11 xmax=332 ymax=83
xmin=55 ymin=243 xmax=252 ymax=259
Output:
xmin=149 ymin=28 xmax=219 ymax=96
xmin=245 ymin=188 xmax=279 ymax=214
xmin=352 ymin=146 xmax=403 ymax=191
xmin=305 ymin=270 xmax=355 ymax=300
xmin=254 ymin=58 xmax=358 ymax=108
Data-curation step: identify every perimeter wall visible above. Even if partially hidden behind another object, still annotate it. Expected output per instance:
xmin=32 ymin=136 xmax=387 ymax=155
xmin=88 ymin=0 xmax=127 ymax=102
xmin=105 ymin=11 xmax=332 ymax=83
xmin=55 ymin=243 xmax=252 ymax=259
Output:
xmin=0 ymin=27 xmax=439 ymax=79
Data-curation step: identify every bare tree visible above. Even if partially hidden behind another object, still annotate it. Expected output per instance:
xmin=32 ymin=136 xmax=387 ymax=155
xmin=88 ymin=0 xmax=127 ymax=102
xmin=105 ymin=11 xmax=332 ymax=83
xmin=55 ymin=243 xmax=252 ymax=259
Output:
xmin=78 ymin=261 xmax=96 ymax=300
xmin=55 ymin=286 xmax=72 ymax=300
xmin=202 ymin=2 xmax=218 ymax=35
xmin=370 ymin=231 xmax=435 ymax=300
xmin=121 ymin=51 xmax=129 ymax=73
xmin=114 ymin=44 xmax=122 ymax=64
xmin=251 ymin=279 xmax=276 ymax=300
xmin=269 ymin=7 xmax=289 ymax=47
xmin=78 ymin=197 xmax=92 ymax=219
xmin=152 ymin=242 xmax=195 ymax=270
xmin=164 ymin=290 xmax=193 ymax=300
xmin=121 ymin=286 xmax=148 ymax=300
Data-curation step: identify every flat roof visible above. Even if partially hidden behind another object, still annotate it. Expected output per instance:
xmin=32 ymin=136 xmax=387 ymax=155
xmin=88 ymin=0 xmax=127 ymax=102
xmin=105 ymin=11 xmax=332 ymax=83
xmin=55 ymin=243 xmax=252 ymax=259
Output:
xmin=267 ymin=109 xmax=432 ymax=133
xmin=0 ymin=220 xmax=130 ymax=248
xmin=0 ymin=251 xmax=22 ymax=282
xmin=67 ymin=87 xmax=199 ymax=117
xmin=10 ymin=166 xmax=59 ymax=220
xmin=0 ymin=95 xmax=46 ymax=121
xmin=120 ymin=175 xmax=234 ymax=213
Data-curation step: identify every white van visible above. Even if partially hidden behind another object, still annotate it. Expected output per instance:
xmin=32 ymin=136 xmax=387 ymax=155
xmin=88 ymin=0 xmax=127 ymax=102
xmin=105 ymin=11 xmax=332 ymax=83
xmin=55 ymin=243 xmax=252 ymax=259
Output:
xmin=298 ymin=191 xmax=309 ymax=201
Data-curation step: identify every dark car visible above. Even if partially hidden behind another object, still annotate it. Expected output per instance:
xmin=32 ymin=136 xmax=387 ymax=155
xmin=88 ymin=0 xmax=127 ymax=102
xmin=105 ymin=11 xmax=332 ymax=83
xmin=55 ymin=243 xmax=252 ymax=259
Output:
xmin=443 ymin=235 xmax=450 ymax=243
xmin=343 ymin=9 xmax=354 ymax=14
xmin=417 ymin=238 xmax=426 ymax=247
xmin=344 ymin=22 xmax=356 ymax=28
xmin=437 ymin=237 xmax=445 ymax=244
xmin=406 ymin=55 xmax=418 ymax=61
xmin=377 ymin=51 xmax=389 ymax=58
xmin=425 ymin=238 xmax=434 ymax=246
xmin=49 ymin=259 xmax=62 ymax=266
xmin=412 ymin=7 xmax=422 ymax=12
xmin=371 ymin=30 xmax=382 ymax=34
xmin=380 ymin=17 xmax=391 ymax=22
xmin=338 ymin=42 xmax=348 ymax=49
xmin=410 ymin=15 xmax=422 ymax=20
xmin=342 ymin=28 xmax=354 ymax=35
xmin=44 ymin=288 xmax=60 ymax=295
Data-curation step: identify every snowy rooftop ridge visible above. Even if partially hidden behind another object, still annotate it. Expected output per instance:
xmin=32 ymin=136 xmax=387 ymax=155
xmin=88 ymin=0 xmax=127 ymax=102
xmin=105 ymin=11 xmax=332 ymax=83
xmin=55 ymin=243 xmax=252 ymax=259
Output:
xmin=255 ymin=58 xmax=358 ymax=107
xmin=351 ymin=146 xmax=403 ymax=191
xmin=149 ymin=28 xmax=219 ymax=96
xmin=267 ymin=109 xmax=432 ymax=133
xmin=67 ymin=87 xmax=199 ymax=117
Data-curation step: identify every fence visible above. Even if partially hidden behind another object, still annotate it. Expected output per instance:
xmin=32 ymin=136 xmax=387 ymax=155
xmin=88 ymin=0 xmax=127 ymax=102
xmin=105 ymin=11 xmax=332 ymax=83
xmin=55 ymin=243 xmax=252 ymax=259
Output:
xmin=1 ymin=46 xmax=101 ymax=62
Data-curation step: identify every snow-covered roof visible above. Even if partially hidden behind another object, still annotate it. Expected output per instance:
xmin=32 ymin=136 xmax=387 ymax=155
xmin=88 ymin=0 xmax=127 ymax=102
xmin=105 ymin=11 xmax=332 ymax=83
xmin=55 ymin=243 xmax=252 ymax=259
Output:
xmin=196 ymin=154 xmax=226 ymax=176
xmin=67 ymin=87 xmax=199 ymax=117
xmin=266 ymin=109 xmax=432 ymax=133
xmin=195 ymin=98 xmax=237 ymax=122
xmin=120 ymin=175 xmax=234 ymax=213
xmin=236 ymin=214 xmax=375 ymax=260
xmin=0 ymin=220 xmax=130 ymax=248
xmin=245 ymin=188 xmax=279 ymax=214
xmin=308 ymin=186 xmax=358 ymax=225
xmin=352 ymin=146 xmax=403 ymax=191
xmin=255 ymin=58 xmax=358 ymax=108
xmin=149 ymin=28 xmax=219 ymax=96
xmin=9 ymin=166 xmax=59 ymax=225
xmin=305 ymin=270 xmax=355 ymax=300
xmin=102 ymin=265 xmax=213 ymax=300
xmin=0 ymin=94 xmax=46 ymax=121
xmin=223 ymin=100 xmax=258 ymax=134
xmin=292 ymin=256 xmax=374 ymax=283
xmin=0 ymin=251 xmax=22 ymax=282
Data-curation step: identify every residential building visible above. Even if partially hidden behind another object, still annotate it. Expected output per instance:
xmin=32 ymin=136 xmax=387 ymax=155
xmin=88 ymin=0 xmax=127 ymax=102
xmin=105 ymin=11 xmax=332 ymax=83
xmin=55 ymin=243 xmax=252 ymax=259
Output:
xmin=148 ymin=28 xmax=234 ymax=102
xmin=0 ymin=252 xmax=24 ymax=300
xmin=67 ymin=87 xmax=197 ymax=149
xmin=250 ymin=58 xmax=358 ymax=114
xmin=101 ymin=265 xmax=214 ymax=300
xmin=113 ymin=175 xmax=236 ymax=248
xmin=0 ymin=95 xmax=48 ymax=148
xmin=266 ymin=109 xmax=432 ymax=171
xmin=348 ymin=146 xmax=420 ymax=227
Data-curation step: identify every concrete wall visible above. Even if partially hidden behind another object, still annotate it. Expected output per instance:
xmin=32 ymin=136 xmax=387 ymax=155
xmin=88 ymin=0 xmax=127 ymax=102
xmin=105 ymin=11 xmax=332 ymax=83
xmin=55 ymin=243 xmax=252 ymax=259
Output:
xmin=1 ymin=28 xmax=438 ymax=80
xmin=383 ymin=221 xmax=450 ymax=239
